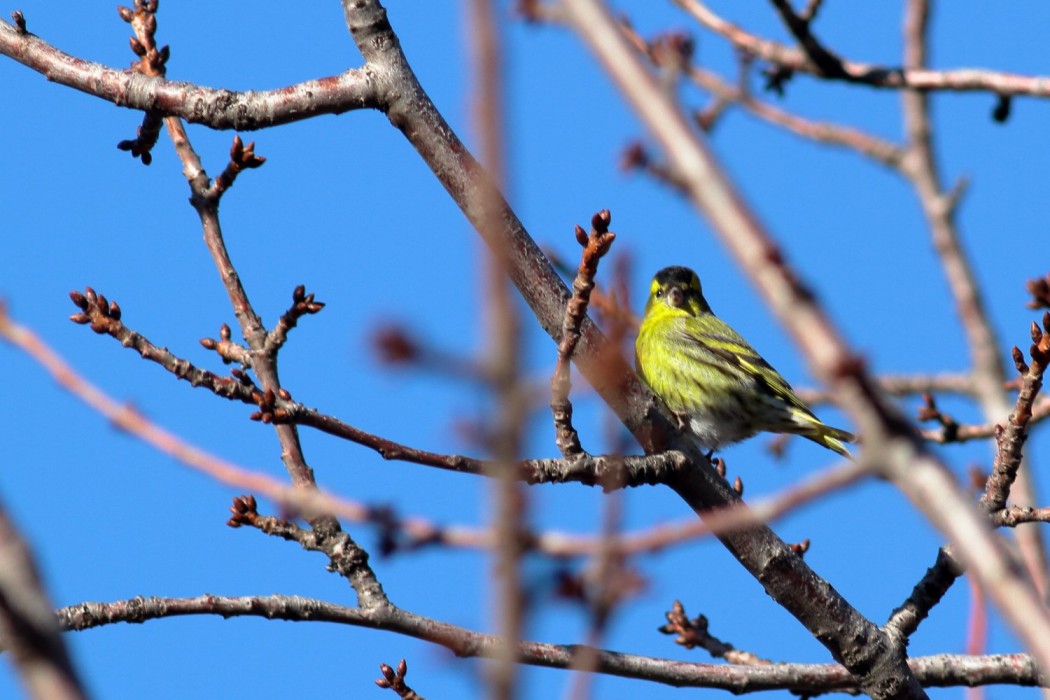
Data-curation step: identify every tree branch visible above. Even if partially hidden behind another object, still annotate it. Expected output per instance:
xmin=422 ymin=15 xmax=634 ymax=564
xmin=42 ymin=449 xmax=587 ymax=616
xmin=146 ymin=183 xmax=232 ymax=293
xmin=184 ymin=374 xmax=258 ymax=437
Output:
xmin=0 ymin=18 xmax=378 ymax=130
xmin=673 ymin=0 xmax=1050 ymax=97
xmin=53 ymin=594 xmax=1049 ymax=692
xmin=559 ymin=0 xmax=1050 ymax=691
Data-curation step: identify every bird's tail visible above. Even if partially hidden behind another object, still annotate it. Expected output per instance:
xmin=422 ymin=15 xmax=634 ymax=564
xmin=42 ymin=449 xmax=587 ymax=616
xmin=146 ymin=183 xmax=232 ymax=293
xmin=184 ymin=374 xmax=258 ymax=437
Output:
xmin=791 ymin=408 xmax=855 ymax=458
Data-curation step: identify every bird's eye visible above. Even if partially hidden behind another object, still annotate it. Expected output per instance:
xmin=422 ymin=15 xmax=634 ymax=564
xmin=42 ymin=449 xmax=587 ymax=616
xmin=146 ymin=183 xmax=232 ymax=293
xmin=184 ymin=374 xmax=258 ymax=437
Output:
xmin=654 ymin=289 xmax=663 ymax=298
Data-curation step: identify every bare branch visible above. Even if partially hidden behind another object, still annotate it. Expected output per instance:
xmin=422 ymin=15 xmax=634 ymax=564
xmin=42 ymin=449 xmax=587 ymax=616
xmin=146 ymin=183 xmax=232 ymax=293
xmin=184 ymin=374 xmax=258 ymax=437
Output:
xmin=68 ymin=288 xmax=256 ymax=400
xmin=0 ymin=19 xmax=378 ymax=130
xmin=980 ymin=318 xmax=1050 ymax=512
xmin=886 ymin=547 xmax=965 ymax=640
xmin=226 ymin=496 xmax=388 ymax=601
xmin=1 ymin=310 xmax=386 ymax=547
xmin=659 ymin=600 xmax=771 ymax=665
xmin=672 ymin=0 xmax=1050 ymax=97
xmin=52 ymin=594 xmax=1050 ymax=692
xmin=560 ymin=0 xmax=1050 ymax=687
xmin=551 ymin=211 xmax=617 ymax=459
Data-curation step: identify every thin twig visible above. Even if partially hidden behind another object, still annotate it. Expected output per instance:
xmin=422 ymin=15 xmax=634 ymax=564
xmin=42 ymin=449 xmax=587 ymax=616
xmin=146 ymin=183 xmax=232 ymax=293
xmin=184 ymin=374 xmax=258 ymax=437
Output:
xmin=376 ymin=659 xmax=425 ymax=700
xmin=551 ymin=211 xmax=616 ymax=459
xmin=979 ymin=317 xmax=1050 ymax=513
xmin=885 ymin=547 xmax=965 ymax=639
xmin=671 ymin=0 xmax=1050 ymax=97
xmin=68 ymin=288 xmax=255 ymax=397
xmin=660 ymin=600 xmax=771 ymax=665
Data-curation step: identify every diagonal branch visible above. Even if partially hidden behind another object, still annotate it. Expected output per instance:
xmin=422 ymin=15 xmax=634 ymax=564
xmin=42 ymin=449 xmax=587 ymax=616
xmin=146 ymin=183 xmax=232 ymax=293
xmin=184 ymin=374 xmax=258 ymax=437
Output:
xmin=0 ymin=496 xmax=87 ymax=700
xmin=899 ymin=0 xmax=1049 ymax=599
xmin=558 ymin=0 xmax=1050 ymax=692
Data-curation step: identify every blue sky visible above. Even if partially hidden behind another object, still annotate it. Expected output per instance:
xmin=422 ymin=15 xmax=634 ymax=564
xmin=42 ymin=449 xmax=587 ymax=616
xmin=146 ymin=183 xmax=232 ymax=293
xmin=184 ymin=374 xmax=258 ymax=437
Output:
xmin=2 ymin=2 xmax=1049 ymax=698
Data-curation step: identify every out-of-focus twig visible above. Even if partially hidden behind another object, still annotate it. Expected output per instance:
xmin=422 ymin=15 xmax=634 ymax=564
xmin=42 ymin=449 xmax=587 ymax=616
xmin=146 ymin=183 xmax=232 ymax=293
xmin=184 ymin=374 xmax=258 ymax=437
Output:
xmin=467 ymin=1 xmax=526 ymax=696
xmin=0 ymin=309 xmax=387 ymax=542
xmin=1027 ymin=274 xmax=1050 ymax=310
xmin=0 ymin=495 xmax=87 ymax=700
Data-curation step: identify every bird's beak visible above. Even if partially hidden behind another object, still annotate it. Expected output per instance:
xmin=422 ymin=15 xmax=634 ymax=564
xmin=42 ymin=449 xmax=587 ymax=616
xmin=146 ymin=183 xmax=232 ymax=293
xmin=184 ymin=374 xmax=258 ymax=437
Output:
xmin=667 ymin=286 xmax=684 ymax=308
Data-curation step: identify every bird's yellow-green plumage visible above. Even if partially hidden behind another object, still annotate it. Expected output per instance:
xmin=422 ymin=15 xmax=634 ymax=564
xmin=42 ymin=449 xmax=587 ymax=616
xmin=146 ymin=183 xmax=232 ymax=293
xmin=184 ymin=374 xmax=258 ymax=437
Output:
xmin=635 ymin=266 xmax=854 ymax=457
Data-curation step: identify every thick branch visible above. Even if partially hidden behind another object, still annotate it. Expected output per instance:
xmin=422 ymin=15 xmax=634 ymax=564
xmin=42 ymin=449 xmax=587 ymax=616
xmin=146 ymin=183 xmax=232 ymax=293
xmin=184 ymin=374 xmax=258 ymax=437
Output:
xmin=0 ymin=19 xmax=378 ymax=130
xmin=53 ymin=594 xmax=1049 ymax=692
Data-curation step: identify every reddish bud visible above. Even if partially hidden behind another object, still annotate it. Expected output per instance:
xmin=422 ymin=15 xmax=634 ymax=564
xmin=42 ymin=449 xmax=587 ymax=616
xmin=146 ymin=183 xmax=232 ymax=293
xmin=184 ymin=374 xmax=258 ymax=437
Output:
xmin=619 ymin=142 xmax=648 ymax=171
xmin=373 ymin=326 xmax=418 ymax=364
xmin=1012 ymin=346 xmax=1028 ymax=374
xmin=592 ymin=209 xmax=611 ymax=232
xmin=574 ymin=225 xmax=588 ymax=247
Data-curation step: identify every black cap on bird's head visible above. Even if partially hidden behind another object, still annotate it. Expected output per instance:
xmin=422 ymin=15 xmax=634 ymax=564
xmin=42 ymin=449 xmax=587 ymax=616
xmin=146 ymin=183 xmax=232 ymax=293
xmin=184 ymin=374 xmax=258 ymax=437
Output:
xmin=648 ymin=266 xmax=711 ymax=315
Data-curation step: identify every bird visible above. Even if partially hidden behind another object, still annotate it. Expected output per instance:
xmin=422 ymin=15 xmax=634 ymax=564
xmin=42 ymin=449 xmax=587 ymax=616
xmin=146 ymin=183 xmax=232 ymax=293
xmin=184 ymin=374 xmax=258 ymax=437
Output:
xmin=634 ymin=265 xmax=854 ymax=457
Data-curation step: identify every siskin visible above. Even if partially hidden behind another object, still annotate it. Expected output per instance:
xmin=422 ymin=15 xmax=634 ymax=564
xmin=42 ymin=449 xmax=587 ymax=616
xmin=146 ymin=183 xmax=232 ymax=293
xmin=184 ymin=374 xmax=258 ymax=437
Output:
xmin=635 ymin=265 xmax=854 ymax=457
